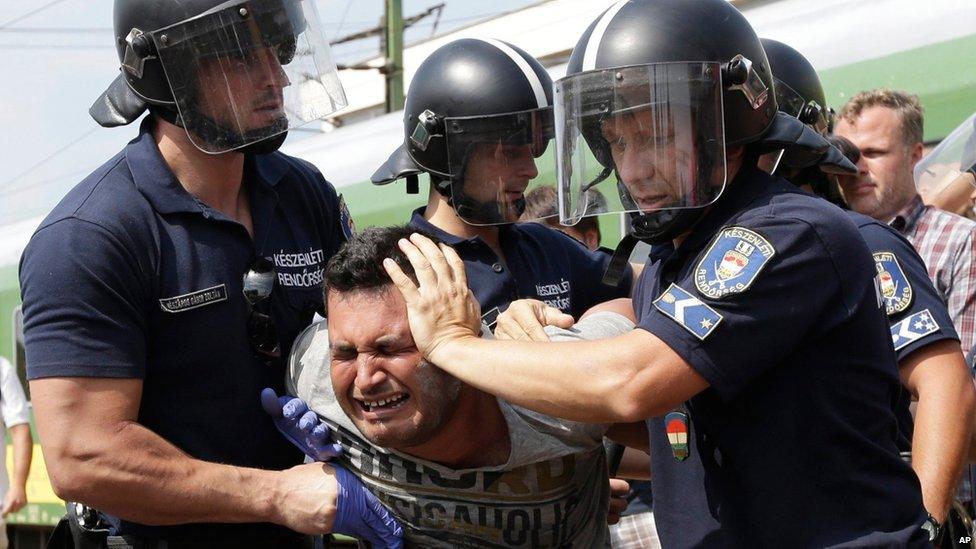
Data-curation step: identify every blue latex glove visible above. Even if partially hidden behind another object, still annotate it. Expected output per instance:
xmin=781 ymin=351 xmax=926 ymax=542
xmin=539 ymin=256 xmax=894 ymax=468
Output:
xmin=260 ymin=388 xmax=343 ymax=461
xmin=333 ymin=465 xmax=404 ymax=549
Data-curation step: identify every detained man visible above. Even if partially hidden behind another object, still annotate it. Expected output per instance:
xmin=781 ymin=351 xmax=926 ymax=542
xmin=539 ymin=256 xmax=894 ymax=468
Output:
xmin=265 ymin=226 xmax=645 ymax=548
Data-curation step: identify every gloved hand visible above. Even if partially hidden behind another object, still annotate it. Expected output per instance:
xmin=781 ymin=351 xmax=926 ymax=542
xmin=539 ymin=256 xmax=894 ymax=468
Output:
xmin=332 ymin=465 xmax=404 ymax=549
xmin=261 ymin=388 xmax=343 ymax=462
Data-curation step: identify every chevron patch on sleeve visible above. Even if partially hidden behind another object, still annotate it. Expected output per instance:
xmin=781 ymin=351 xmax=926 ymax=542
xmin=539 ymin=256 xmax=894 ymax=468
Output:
xmin=890 ymin=308 xmax=939 ymax=351
xmin=653 ymin=283 xmax=723 ymax=340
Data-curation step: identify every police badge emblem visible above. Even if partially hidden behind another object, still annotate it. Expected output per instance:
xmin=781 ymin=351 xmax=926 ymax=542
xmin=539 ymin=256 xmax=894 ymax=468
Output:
xmin=695 ymin=227 xmax=775 ymax=299
xmin=873 ymin=252 xmax=913 ymax=316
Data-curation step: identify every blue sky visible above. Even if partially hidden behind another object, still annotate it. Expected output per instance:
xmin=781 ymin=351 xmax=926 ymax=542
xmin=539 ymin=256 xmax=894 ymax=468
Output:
xmin=0 ymin=0 xmax=539 ymax=223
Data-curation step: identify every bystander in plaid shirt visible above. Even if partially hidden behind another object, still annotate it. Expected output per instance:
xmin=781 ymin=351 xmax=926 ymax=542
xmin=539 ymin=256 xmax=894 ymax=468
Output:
xmin=892 ymin=194 xmax=976 ymax=355
xmin=891 ymin=195 xmax=976 ymax=502
xmin=892 ymin=194 xmax=976 ymax=504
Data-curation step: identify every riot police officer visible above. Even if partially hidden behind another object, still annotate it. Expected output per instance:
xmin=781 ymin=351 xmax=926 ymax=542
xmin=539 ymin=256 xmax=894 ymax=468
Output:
xmin=371 ymin=38 xmax=635 ymax=328
xmin=20 ymin=0 xmax=400 ymax=547
xmin=381 ymin=0 xmax=932 ymax=546
xmin=762 ymin=37 xmax=976 ymax=543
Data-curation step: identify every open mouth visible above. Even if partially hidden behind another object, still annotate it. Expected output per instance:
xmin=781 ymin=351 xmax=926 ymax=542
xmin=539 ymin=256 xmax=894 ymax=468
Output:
xmin=635 ymin=194 xmax=673 ymax=210
xmin=355 ymin=393 xmax=410 ymax=413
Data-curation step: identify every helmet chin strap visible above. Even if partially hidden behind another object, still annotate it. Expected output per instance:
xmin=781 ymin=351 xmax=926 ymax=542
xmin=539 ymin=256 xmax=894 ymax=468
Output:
xmin=433 ymin=165 xmax=525 ymax=226
xmin=451 ymin=186 xmax=525 ymax=226
xmin=153 ymin=106 xmax=289 ymax=155
xmin=615 ymin=175 xmax=705 ymax=245
xmin=600 ymin=174 xmax=708 ymax=287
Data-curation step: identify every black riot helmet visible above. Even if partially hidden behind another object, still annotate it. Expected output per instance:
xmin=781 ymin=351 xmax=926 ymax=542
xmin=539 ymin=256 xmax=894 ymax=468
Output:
xmin=90 ymin=0 xmax=347 ymax=154
xmin=761 ymin=39 xmax=833 ymax=134
xmin=371 ymin=38 xmax=555 ymax=226
xmin=760 ymin=38 xmax=855 ymax=202
xmin=554 ymin=0 xmax=784 ymax=246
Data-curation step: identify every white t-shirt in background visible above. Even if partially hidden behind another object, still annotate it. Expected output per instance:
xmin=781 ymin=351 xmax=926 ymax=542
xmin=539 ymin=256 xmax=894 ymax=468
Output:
xmin=0 ymin=357 xmax=30 ymax=501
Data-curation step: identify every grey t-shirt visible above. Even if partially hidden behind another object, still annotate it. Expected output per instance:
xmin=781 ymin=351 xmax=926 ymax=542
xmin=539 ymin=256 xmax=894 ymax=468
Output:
xmin=287 ymin=312 xmax=635 ymax=548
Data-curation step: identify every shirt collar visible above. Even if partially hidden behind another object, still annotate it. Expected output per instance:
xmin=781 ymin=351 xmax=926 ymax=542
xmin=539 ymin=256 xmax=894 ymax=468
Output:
xmin=126 ymin=117 xmax=288 ymax=215
xmin=407 ymin=207 xmax=515 ymax=246
xmin=890 ymin=194 xmax=926 ymax=233
xmin=676 ymin=164 xmax=775 ymax=255
xmin=247 ymin=152 xmax=289 ymax=188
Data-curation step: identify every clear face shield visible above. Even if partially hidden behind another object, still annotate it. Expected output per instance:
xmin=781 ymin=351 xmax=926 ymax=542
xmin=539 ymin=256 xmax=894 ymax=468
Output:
xmin=442 ymin=107 xmax=555 ymax=226
xmin=554 ymin=63 xmax=727 ymax=226
xmin=914 ymin=112 xmax=976 ymax=215
xmin=145 ymin=0 xmax=347 ymax=153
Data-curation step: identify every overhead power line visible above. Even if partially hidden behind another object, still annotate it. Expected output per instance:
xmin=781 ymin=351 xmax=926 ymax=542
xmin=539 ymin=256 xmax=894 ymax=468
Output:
xmin=0 ymin=26 xmax=112 ymax=33
xmin=0 ymin=0 xmax=71 ymax=30
xmin=0 ymin=43 xmax=109 ymax=50
xmin=332 ymin=0 xmax=355 ymax=39
xmin=0 ymin=4 xmax=515 ymax=52
xmin=0 ymin=127 xmax=99 ymax=191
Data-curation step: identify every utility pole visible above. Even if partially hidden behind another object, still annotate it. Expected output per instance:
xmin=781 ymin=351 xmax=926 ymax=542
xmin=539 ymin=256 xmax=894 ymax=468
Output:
xmin=384 ymin=0 xmax=405 ymax=112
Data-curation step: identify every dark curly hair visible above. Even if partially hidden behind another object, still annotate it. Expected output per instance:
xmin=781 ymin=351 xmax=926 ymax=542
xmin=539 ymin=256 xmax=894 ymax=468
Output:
xmin=323 ymin=225 xmax=441 ymax=300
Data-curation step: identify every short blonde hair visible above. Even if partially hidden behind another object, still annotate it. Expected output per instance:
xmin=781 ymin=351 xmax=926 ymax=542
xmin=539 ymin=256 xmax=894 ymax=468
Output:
xmin=838 ymin=89 xmax=924 ymax=146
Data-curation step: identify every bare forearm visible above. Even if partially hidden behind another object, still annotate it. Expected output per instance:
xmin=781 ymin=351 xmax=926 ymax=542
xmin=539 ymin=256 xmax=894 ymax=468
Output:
xmin=912 ymin=377 xmax=975 ymax=522
xmin=437 ymin=336 xmax=633 ymax=421
xmin=9 ymin=425 xmax=31 ymax=490
xmin=45 ymin=420 xmax=279 ymax=526
xmin=437 ymin=331 xmax=693 ymax=423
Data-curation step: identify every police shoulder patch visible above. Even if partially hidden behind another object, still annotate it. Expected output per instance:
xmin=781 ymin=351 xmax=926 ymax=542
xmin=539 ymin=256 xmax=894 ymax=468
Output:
xmin=891 ymin=308 xmax=940 ymax=351
xmin=694 ymin=226 xmax=775 ymax=299
xmin=337 ymin=194 xmax=356 ymax=240
xmin=653 ymin=284 xmax=723 ymax=340
xmin=873 ymin=251 xmax=913 ymax=316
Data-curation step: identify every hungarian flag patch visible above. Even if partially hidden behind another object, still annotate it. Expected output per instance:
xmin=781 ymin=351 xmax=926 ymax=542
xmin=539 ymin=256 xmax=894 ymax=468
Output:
xmin=665 ymin=410 xmax=690 ymax=461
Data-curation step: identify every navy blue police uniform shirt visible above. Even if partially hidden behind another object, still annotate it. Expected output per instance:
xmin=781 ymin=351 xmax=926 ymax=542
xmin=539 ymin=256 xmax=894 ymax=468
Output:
xmin=19 ymin=119 xmax=350 ymax=543
xmin=408 ymin=208 xmax=631 ymax=323
xmin=852 ymin=210 xmax=959 ymax=450
xmin=633 ymin=166 xmax=928 ymax=548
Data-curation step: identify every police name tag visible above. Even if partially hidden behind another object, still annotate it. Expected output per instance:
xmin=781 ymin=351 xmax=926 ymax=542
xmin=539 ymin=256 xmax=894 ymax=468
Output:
xmin=694 ymin=226 xmax=775 ymax=299
xmin=890 ymin=308 xmax=939 ymax=351
xmin=654 ymin=284 xmax=723 ymax=340
xmin=873 ymin=252 xmax=913 ymax=316
xmin=159 ymin=284 xmax=228 ymax=313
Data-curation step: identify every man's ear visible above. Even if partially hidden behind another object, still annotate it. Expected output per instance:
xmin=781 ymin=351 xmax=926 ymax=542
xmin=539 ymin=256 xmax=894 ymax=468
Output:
xmin=908 ymin=142 xmax=924 ymax=167
xmin=583 ymin=228 xmax=601 ymax=251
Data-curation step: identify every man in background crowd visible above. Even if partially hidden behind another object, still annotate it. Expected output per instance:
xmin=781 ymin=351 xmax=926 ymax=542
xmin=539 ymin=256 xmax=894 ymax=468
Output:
xmin=835 ymin=89 xmax=976 ymax=356
xmin=835 ymin=89 xmax=976 ymax=510
xmin=520 ymin=186 xmax=607 ymax=251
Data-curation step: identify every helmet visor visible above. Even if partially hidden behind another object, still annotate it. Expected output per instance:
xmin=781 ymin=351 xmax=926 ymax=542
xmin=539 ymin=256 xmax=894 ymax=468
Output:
xmin=773 ymin=78 xmax=806 ymax=119
xmin=554 ymin=62 xmax=727 ymax=226
xmin=153 ymin=0 xmax=346 ymax=153
xmin=444 ymin=107 xmax=555 ymax=226
xmin=773 ymin=78 xmax=830 ymax=135
xmin=914 ymin=112 xmax=976 ymax=208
